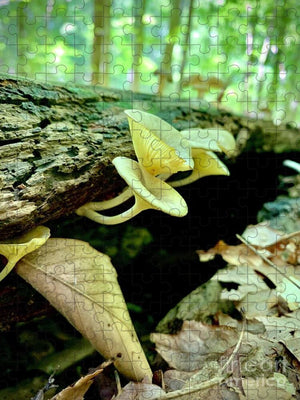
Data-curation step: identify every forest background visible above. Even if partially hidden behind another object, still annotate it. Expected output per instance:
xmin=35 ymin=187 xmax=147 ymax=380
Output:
xmin=1 ymin=0 xmax=299 ymax=126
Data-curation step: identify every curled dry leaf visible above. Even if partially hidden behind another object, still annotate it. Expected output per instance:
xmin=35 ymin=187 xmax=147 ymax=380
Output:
xmin=0 ymin=225 xmax=50 ymax=281
xmin=50 ymin=360 xmax=113 ymax=400
xmin=15 ymin=238 xmax=152 ymax=382
xmin=151 ymin=320 xmax=238 ymax=372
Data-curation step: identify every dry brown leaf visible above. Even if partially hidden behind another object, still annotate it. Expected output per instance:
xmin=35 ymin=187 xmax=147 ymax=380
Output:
xmin=151 ymin=320 xmax=238 ymax=372
xmin=198 ymin=225 xmax=300 ymax=314
xmin=50 ymin=360 xmax=112 ymax=400
xmin=114 ymin=380 xmax=165 ymax=400
xmin=239 ymin=373 xmax=295 ymax=400
xmin=163 ymin=369 xmax=195 ymax=392
xmin=198 ymin=224 xmax=300 ymax=274
xmin=217 ymin=312 xmax=265 ymax=335
xmin=152 ymin=320 xmax=282 ymax=379
xmin=15 ymin=238 xmax=152 ymax=382
xmin=197 ymin=240 xmax=264 ymax=268
xmin=215 ymin=266 xmax=298 ymax=318
xmin=255 ymin=313 xmax=300 ymax=362
xmin=242 ymin=223 xmax=285 ymax=247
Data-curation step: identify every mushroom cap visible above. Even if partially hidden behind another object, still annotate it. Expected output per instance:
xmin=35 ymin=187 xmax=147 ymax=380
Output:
xmin=170 ymin=149 xmax=229 ymax=188
xmin=180 ymin=128 xmax=236 ymax=156
xmin=192 ymin=149 xmax=230 ymax=178
xmin=125 ymin=109 xmax=193 ymax=176
xmin=113 ymin=157 xmax=188 ymax=217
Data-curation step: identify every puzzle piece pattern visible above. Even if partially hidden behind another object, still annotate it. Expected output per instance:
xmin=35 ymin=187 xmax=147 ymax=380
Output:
xmin=0 ymin=1 xmax=299 ymax=397
xmin=0 ymin=1 xmax=299 ymax=124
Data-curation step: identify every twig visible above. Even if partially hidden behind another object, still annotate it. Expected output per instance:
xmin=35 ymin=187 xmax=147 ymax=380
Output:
xmin=220 ymin=313 xmax=245 ymax=374
xmin=152 ymin=374 xmax=230 ymax=400
xmin=278 ymin=230 xmax=300 ymax=241
xmin=31 ymin=371 xmax=58 ymax=400
xmin=236 ymin=234 xmax=300 ymax=290
xmin=114 ymin=370 xmax=122 ymax=395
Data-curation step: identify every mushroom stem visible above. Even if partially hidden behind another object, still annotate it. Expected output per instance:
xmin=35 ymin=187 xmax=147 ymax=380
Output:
xmin=76 ymin=187 xmax=133 ymax=213
xmin=76 ymin=157 xmax=188 ymax=225
xmin=169 ymin=169 xmax=203 ymax=188
xmin=0 ymin=260 xmax=17 ymax=282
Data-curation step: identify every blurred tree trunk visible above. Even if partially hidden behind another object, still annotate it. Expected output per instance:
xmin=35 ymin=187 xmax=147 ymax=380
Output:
xmin=268 ymin=7 xmax=287 ymax=118
xmin=241 ymin=3 xmax=257 ymax=107
xmin=256 ymin=37 xmax=270 ymax=110
xmin=16 ymin=1 xmax=27 ymax=76
xmin=91 ymin=0 xmax=111 ymax=86
xmin=157 ymin=0 xmax=181 ymax=95
xmin=132 ymin=0 xmax=146 ymax=92
xmin=178 ymin=0 xmax=194 ymax=91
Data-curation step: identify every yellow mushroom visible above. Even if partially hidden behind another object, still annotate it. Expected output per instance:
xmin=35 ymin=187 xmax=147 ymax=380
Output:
xmin=170 ymin=149 xmax=230 ymax=187
xmin=0 ymin=226 xmax=50 ymax=281
xmin=76 ymin=109 xmax=194 ymax=216
xmin=125 ymin=109 xmax=193 ymax=175
xmin=180 ymin=127 xmax=236 ymax=156
xmin=76 ymin=157 xmax=188 ymax=224
xmin=75 ymin=114 xmax=236 ymax=223
xmin=165 ymin=127 xmax=235 ymax=187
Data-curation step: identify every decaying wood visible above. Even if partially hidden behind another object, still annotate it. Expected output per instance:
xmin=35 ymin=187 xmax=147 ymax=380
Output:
xmin=0 ymin=74 xmax=299 ymax=240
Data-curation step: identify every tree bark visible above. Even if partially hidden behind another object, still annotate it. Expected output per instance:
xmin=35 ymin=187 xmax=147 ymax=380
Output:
xmin=0 ymin=74 xmax=299 ymax=240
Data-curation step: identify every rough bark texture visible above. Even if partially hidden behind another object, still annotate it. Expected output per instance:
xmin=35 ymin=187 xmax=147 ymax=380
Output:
xmin=0 ymin=74 xmax=299 ymax=240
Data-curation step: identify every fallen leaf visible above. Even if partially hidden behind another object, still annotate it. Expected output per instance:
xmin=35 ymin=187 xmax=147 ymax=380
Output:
xmin=255 ymin=312 xmax=300 ymax=362
xmin=16 ymin=238 xmax=152 ymax=382
xmin=239 ymin=373 xmax=295 ymax=400
xmin=217 ymin=312 xmax=265 ymax=335
xmin=163 ymin=369 xmax=195 ymax=392
xmin=50 ymin=360 xmax=113 ymax=400
xmin=242 ymin=223 xmax=285 ymax=247
xmin=198 ymin=225 xmax=300 ymax=314
xmin=151 ymin=320 xmax=238 ymax=371
xmin=197 ymin=240 xmax=264 ymax=269
xmin=114 ymin=380 xmax=165 ymax=400
xmin=0 ymin=226 xmax=50 ymax=281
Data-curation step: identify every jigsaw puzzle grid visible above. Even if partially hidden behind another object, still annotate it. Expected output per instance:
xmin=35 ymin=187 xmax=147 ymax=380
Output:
xmin=0 ymin=0 xmax=300 ymax=397
xmin=0 ymin=0 xmax=299 ymax=125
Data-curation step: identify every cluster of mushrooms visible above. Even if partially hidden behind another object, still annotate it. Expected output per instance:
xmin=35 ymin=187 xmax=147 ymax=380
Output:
xmin=76 ymin=110 xmax=236 ymax=224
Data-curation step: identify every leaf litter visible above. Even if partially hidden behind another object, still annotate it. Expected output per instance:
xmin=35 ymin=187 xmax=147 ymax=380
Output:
xmin=147 ymin=222 xmax=300 ymax=399
xmin=13 ymin=222 xmax=300 ymax=399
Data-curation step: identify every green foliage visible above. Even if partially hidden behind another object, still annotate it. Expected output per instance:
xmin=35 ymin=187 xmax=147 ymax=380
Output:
xmin=0 ymin=0 xmax=298 ymax=124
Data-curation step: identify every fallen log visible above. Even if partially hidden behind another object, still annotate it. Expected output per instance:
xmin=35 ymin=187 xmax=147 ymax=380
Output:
xmin=0 ymin=74 xmax=299 ymax=239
